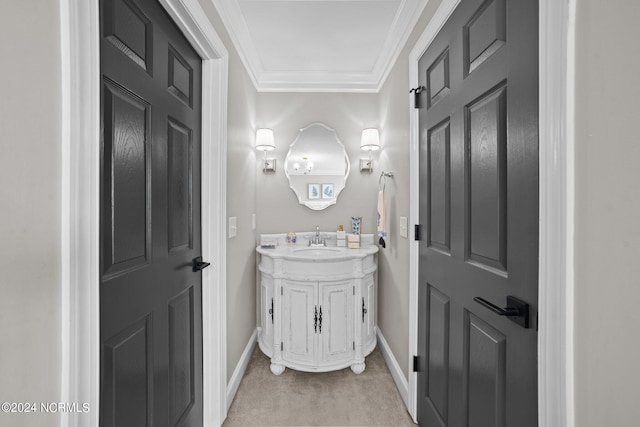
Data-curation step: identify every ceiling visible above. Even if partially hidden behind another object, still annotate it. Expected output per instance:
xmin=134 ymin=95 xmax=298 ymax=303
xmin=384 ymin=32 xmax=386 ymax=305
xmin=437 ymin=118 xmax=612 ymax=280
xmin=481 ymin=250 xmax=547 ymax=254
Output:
xmin=211 ymin=0 xmax=428 ymax=92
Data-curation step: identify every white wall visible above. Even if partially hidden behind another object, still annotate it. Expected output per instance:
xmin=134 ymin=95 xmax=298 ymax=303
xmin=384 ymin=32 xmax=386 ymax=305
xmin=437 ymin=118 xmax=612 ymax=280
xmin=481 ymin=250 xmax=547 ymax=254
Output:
xmin=0 ymin=1 xmax=62 ymax=426
xmin=573 ymin=0 xmax=640 ymax=425
xmin=197 ymin=0 xmax=259 ymax=383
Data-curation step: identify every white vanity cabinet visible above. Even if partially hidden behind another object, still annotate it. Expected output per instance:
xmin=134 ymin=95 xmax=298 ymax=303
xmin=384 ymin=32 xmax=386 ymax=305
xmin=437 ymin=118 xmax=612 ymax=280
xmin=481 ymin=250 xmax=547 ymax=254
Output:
xmin=361 ymin=276 xmax=376 ymax=350
xmin=282 ymin=279 xmax=354 ymax=369
xmin=257 ymin=234 xmax=378 ymax=375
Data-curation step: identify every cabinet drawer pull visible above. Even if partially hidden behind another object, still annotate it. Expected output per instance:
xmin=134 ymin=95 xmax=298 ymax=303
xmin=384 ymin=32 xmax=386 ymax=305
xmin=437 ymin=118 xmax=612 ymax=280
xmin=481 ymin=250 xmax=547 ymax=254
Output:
xmin=314 ymin=306 xmax=318 ymax=333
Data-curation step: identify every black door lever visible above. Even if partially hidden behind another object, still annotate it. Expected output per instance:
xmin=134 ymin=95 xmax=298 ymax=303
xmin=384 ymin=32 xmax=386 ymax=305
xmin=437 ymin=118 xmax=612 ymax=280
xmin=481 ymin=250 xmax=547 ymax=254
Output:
xmin=473 ymin=296 xmax=529 ymax=328
xmin=192 ymin=256 xmax=211 ymax=272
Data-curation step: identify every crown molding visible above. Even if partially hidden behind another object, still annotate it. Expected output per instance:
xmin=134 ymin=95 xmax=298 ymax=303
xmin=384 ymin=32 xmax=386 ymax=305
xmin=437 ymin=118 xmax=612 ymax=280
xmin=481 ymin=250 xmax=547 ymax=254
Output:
xmin=212 ymin=0 xmax=427 ymax=92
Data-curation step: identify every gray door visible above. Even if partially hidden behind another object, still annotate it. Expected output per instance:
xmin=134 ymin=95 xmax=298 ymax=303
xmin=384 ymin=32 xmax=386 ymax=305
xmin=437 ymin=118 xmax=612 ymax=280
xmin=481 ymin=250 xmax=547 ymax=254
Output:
xmin=99 ymin=0 xmax=204 ymax=425
xmin=417 ymin=0 xmax=538 ymax=426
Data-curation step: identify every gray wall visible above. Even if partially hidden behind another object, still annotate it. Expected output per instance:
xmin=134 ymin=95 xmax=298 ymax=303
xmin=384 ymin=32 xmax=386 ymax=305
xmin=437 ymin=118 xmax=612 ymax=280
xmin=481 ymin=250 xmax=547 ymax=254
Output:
xmin=254 ymin=93 xmax=380 ymax=346
xmin=255 ymin=92 xmax=380 ymax=235
xmin=376 ymin=0 xmax=442 ymax=380
xmin=197 ymin=0 xmax=258 ymax=383
xmin=573 ymin=0 xmax=640 ymax=425
xmin=250 ymin=2 xmax=443 ymax=384
xmin=0 ymin=1 xmax=62 ymax=426
xmin=0 ymin=5 xmax=258 ymax=426
xmin=4 ymin=0 xmax=640 ymax=424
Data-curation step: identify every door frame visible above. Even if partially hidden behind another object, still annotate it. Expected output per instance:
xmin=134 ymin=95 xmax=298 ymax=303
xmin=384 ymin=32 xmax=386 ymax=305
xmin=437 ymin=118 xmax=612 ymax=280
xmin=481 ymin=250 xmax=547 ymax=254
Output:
xmin=408 ymin=0 xmax=576 ymax=426
xmin=60 ymin=0 xmax=229 ymax=425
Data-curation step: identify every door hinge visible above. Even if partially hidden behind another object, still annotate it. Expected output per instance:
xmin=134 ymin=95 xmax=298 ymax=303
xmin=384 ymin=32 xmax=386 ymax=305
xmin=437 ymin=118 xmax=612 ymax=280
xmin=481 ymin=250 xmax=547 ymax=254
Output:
xmin=413 ymin=355 xmax=419 ymax=372
xmin=353 ymin=286 xmax=355 ymax=295
xmin=281 ymin=286 xmax=283 ymax=295
xmin=409 ymin=86 xmax=425 ymax=109
xmin=414 ymin=224 xmax=422 ymax=241
xmin=281 ymin=342 xmax=283 ymax=351
xmin=353 ymin=341 xmax=355 ymax=351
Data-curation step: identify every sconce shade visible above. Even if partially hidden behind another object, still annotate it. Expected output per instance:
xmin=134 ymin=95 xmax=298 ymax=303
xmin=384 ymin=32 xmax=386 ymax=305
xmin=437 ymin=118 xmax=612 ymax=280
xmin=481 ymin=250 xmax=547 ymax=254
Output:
xmin=360 ymin=128 xmax=380 ymax=151
xmin=255 ymin=128 xmax=275 ymax=151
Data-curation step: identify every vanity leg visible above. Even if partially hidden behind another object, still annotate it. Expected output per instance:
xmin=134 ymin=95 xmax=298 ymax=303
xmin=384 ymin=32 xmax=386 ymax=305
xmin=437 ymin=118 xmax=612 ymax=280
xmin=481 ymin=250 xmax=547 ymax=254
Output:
xmin=270 ymin=363 xmax=285 ymax=375
xmin=350 ymin=362 xmax=366 ymax=375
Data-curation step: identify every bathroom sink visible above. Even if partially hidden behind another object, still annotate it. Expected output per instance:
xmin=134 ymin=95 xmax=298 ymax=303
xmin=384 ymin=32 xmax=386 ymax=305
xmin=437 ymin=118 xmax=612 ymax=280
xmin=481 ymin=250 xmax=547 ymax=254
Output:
xmin=293 ymin=247 xmax=344 ymax=256
xmin=257 ymin=234 xmax=377 ymax=275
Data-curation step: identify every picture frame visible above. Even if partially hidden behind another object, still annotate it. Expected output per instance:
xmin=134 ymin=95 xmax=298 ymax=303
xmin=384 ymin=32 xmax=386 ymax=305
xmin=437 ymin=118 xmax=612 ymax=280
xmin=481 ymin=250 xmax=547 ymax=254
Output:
xmin=308 ymin=183 xmax=321 ymax=199
xmin=321 ymin=183 xmax=334 ymax=199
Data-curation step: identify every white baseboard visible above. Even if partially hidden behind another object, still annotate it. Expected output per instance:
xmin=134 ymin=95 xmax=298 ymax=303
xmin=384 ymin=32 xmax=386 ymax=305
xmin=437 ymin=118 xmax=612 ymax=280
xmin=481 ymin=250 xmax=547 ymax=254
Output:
xmin=226 ymin=328 xmax=258 ymax=411
xmin=376 ymin=328 xmax=410 ymax=411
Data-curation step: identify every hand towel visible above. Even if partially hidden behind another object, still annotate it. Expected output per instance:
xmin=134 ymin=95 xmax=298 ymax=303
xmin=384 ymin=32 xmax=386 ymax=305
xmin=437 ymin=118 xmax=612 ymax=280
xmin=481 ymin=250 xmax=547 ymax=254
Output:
xmin=377 ymin=190 xmax=387 ymax=239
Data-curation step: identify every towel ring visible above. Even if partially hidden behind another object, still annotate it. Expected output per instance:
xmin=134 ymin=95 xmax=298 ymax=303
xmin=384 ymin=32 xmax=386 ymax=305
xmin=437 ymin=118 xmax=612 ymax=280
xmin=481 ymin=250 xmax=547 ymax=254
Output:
xmin=379 ymin=171 xmax=394 ymax=192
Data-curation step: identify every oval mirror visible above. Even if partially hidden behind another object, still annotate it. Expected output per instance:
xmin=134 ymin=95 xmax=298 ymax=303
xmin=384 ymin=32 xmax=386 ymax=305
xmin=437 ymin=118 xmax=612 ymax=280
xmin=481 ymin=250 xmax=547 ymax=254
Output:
xmin=284 ymin=123 xmax=351 ymax=210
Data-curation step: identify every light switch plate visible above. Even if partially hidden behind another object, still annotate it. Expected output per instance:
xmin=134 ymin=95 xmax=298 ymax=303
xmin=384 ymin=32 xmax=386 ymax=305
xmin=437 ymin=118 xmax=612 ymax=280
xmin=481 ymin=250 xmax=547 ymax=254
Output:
xmin=229 ymin=216 xmax=237 ymax=238
xmin=252 ymin=213 xmax=256 ymax=230
xmin=400 ymin=216 xmax=408 ymax=238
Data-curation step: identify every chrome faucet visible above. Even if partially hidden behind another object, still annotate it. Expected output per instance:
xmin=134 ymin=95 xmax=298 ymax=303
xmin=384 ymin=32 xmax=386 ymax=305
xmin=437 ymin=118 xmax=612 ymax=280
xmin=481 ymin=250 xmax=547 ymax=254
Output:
xmin=309 ymin=225 xmax=326 ymax=247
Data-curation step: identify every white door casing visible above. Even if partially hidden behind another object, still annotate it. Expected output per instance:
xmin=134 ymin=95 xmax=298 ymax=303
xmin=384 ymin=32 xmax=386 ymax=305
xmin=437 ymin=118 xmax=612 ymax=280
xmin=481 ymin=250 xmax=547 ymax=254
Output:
xmin=60 ymin=0 xmax=229 ymax=426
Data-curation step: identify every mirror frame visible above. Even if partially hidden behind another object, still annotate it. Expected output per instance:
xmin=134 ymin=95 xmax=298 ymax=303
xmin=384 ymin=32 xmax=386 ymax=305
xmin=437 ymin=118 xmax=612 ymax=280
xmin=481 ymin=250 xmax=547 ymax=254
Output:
xmin=284 ymin=123 xmax=351 ymax=210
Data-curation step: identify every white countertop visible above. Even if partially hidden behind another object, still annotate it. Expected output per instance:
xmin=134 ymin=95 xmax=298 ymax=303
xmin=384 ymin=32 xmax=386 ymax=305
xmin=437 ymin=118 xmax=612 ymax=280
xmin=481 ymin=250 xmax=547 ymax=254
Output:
xmin=256 ymin=243 xmax=378 ymax=261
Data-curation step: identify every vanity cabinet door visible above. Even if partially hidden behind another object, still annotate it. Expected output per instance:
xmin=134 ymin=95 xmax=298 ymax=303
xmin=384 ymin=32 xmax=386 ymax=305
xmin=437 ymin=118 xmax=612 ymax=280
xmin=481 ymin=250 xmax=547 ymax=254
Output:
xmin=362 ymin=276 xmax=376 ymax=349
xmin=260 ymin=276 xmax=275 ymax=352
xmin=282 ymin=280 xmax=317 ymax=366
xmin=319 ymin=280 xmax=354 ymax=364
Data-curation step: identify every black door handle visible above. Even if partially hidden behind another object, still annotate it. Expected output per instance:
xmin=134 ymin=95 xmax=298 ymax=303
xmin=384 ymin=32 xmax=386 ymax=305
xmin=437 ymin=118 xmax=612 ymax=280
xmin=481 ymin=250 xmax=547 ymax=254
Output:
xmin=192 ymin=256 xmax=211 ymax=272
xmin=473 ymin=296 xmax=529 ymax=328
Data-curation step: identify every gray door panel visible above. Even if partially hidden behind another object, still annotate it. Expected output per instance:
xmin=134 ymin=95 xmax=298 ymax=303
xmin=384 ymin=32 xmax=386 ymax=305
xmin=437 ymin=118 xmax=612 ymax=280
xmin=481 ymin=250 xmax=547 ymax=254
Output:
xmin=417 ymin=0 xmax=538 ymax=425
xmin=100 ymin=0 xmax=204 ymax=425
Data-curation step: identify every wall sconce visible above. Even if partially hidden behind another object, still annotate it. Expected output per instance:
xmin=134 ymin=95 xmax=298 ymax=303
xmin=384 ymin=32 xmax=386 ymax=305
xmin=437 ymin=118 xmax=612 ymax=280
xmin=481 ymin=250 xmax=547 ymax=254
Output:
xmin=360 ymin=128 xmax=380 ymax=173
xmin=255 ymin=128 xmax=276 ymax=172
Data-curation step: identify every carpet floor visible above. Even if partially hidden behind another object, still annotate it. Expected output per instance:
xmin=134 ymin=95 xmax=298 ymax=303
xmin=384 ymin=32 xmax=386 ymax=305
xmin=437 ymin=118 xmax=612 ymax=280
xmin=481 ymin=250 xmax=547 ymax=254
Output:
xmin=222 ymin=346 xmax=416 ymax=427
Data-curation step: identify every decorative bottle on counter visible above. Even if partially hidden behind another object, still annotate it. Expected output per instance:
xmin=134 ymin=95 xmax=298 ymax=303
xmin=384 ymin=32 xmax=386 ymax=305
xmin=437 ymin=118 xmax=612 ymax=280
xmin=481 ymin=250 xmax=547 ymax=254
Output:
xmin=286 ymin=232 xmax=297 ymax=246
xmin=337 ymin=225 xmax=346 ymax=247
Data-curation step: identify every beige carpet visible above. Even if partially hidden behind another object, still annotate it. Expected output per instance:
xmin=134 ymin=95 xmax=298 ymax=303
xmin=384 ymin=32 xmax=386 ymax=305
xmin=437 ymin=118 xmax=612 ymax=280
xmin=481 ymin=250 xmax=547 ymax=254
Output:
xmin=223 ymin=346 xmax=416 ymax=427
